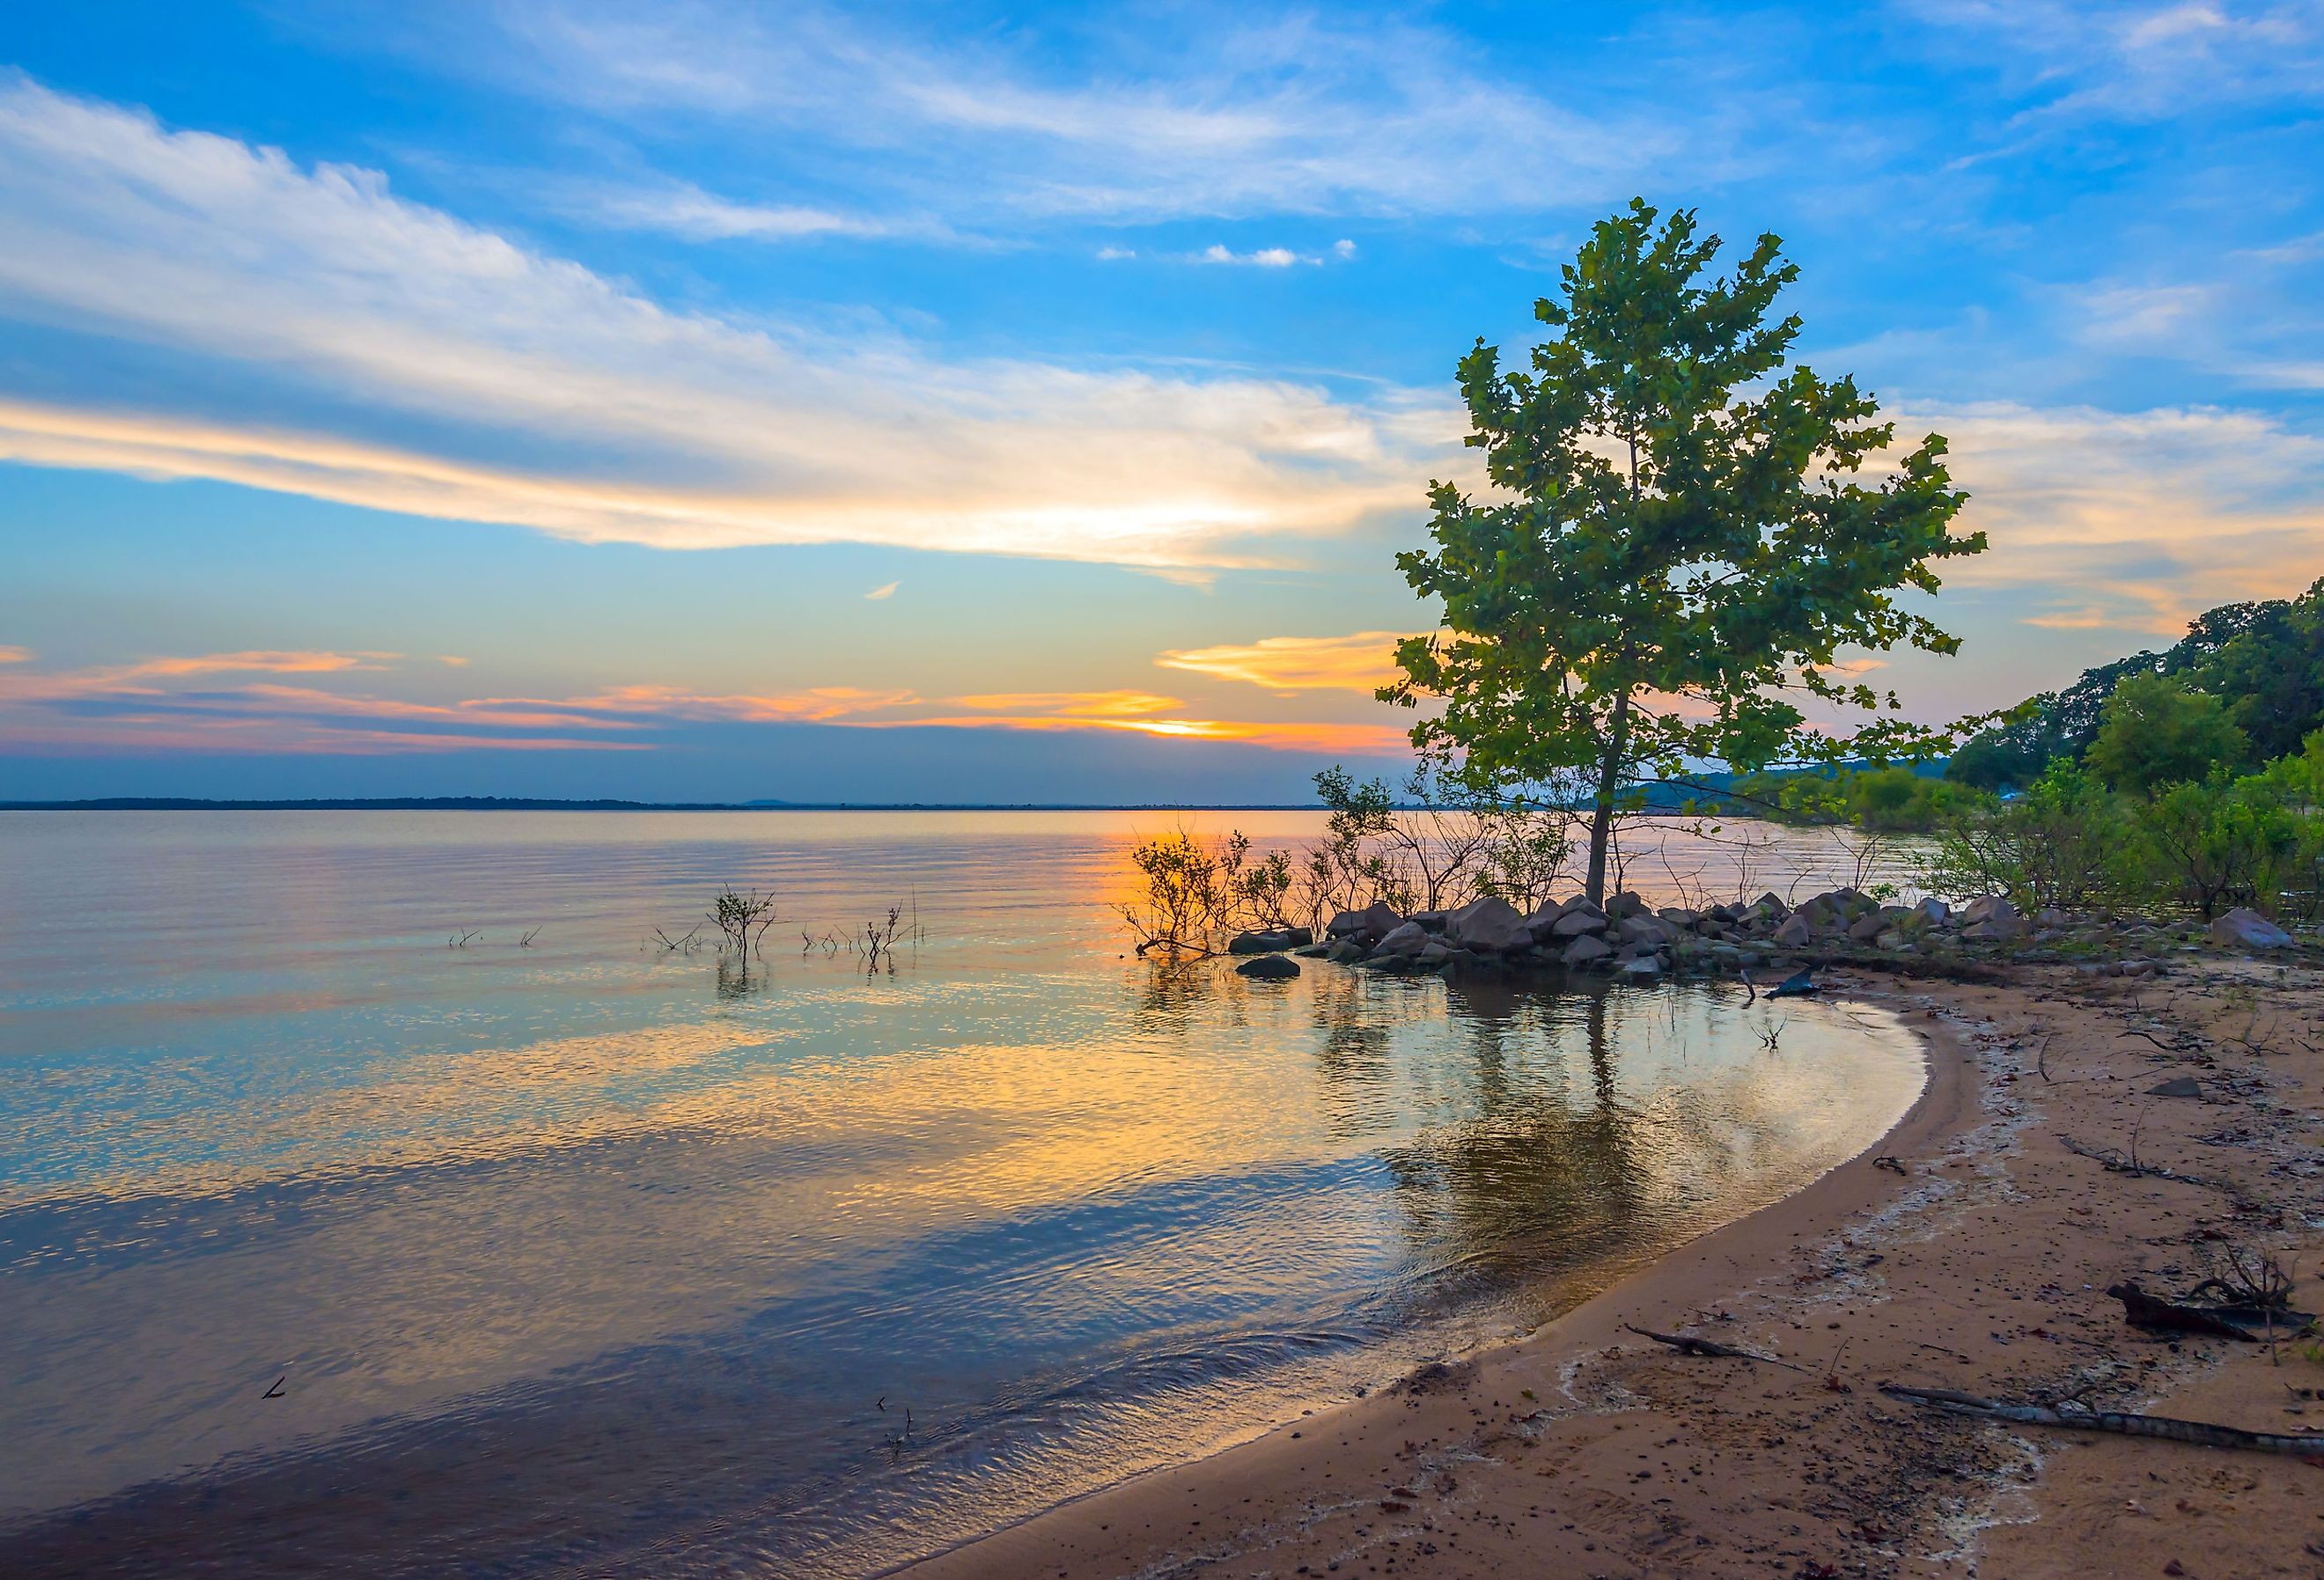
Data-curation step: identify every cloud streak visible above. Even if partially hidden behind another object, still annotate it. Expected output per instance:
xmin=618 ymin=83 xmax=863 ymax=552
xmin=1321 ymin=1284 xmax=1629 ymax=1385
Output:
xmin=1156 ymin=630 xmax=1417 ymax=692
xmin=0 ymin=74 xmax=1460 ymax=568
xmin=0 ymin=650 xmax=1410 ymax=761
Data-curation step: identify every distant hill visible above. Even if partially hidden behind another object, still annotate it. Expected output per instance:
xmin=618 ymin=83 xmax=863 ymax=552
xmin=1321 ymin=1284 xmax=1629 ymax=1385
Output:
xmin=1948 ymin=577 xmax=2324 ymax=790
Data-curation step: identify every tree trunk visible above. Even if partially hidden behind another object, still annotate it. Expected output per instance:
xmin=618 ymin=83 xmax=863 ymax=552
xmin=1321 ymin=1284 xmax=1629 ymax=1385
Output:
xmin=1584 ymin=690 xmax=1632 ymax=904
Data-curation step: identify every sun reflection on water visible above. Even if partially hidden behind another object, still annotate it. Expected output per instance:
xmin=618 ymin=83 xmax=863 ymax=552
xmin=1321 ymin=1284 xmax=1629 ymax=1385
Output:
xmin=0 ymin=812 xmax=1923 ymax=1578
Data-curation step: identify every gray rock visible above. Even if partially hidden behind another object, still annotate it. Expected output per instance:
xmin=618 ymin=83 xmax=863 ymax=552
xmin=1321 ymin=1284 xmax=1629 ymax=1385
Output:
xmin=1774 ymin=913 xmax=1814 ymax=948
xmin=2146 ymin=1076 xmax=2203 ymax=1099
xmin=1446 ymin=895 xmax=1529 ymax=953
xmin=1560 ymin=933 xmax=1614 ymax=967
xmin=1324 ymin=938 xmax=1367 ymax=964
xmin=1549 ymin=908 xmax=1608 ymax=939
xmin=1228 ymin=928 xmax=1303 ymax=955
xmin=1372 ymin=921 xmax=1430 ymax=958
xmin=1753 ymin=891 xmax=1792 ymax=920
xmin=1658 ymin=907 xmax=1701 ymax=929
xmin=2209 ymin=908 xmax=2294 ymax=950
xmin=1408 ymin=909 xmax=1452 ymax=933
xmin=1875 ymin=929 xmax=1907 ymax=951
xmin=1293 ymin=944 xmax=1330 ymax=958
xmin=1414 ymin=940 xmax=1452 ymax=968
xmin=1236 ymin=954 xmax=1299 ymax=979
xmin=1909 ymin=896 xmax=1950 ymax=927
xmin=1620 ymin=955 xmax=1665 ymax=979
xmin=1959 ymin=896 xmax=2026 ymax=940
xmin=1327 ymin=900 xmax=1402 ymax=942
xmin=1606 ymin=891 xmax=1650 ymax=921
xmin=1846 ymin=911 xmax=1886 ymax=944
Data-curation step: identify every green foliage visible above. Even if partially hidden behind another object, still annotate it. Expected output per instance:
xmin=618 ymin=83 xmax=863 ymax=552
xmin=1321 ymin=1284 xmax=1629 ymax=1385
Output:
xmin=1381 ymin=199 xmax=1986 ymax=901
xmin=1734 ymin=763 xmax=1987 ymax=832
xmin=2132 ymin=773 xmax=2305 ymax=920
xmin=1948 ymin=577 xmax=2324 ymax=790
xmin=1920 ymin=761 xmax=2129 ymax=911
xmin=2085 ymin=673 xmax=2249 ymax=797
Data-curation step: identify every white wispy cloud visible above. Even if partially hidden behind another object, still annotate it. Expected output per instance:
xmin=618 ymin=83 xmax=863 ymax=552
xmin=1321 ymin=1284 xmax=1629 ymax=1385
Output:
xmin=863 ymin=580 xmax=899 ymax=600
xmin=1197 ymin=244 xmax=1308 ymax=267
xmin=1901 ymin=0 xmax=2324 ymax=123
xmin=0 ymin=74 xmax=1462 ymax=568
xmin=1894 ymin=400 xmax=2324 ymax=633
xmin=566 ymin=178 xmax=960 ymax=245
xmin=416 ymin=3 xmax=1668 ymax=221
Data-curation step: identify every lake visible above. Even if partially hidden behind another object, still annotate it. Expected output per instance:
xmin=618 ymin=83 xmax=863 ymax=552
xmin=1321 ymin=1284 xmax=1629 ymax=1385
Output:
xmin=0 ymin=811 xmax=1924 ymax=1577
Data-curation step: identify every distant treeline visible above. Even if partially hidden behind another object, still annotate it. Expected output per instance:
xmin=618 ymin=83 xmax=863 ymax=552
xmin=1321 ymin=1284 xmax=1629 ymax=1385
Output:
xmin=1945 ymin=577 xmax=2324 ymax=792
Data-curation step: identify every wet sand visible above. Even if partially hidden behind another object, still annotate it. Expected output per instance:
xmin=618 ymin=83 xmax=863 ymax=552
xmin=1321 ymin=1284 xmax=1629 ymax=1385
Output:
xmin=901 ymin=959 xmax=2324 ymax=1580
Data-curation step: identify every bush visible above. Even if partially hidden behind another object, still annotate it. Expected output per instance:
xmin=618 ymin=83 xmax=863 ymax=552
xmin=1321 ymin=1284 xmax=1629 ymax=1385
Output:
xmin=2131 ymin=772 xmax=2303 ymax=919
xmin=1919 ymin=761 xmax=2129 ymax=910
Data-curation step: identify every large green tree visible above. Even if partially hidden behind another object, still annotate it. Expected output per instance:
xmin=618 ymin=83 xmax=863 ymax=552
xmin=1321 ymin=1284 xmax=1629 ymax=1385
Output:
xmin=2084 ymin=672 xmax=2249 ymax=797
xmin=1383 ymin=200 xmax=1988 ymax=902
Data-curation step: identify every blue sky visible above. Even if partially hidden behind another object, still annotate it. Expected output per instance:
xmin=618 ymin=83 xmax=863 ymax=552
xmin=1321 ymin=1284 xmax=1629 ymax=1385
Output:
xmin=2 ymin=1 xmax=2321 ymax=801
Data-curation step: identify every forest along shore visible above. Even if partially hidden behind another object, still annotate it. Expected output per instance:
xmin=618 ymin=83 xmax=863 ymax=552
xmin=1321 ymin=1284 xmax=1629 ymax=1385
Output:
xmin=901 ymin=955 xmax=2324 ymax=1580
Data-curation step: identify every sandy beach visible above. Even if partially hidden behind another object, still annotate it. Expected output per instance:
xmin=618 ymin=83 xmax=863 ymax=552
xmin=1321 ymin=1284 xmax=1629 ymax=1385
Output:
xmin=901 ymin=957 xmax=2324 ymax=1580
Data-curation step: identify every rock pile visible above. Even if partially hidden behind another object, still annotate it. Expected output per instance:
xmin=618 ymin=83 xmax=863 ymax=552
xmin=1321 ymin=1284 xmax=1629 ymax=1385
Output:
xmin=1241 ymin=886 xmax=2304 ymax=983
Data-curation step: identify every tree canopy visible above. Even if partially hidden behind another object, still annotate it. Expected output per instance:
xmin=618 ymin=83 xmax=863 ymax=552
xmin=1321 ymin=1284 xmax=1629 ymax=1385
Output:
xmin=1382 ymin=199 xmax=1987 ymax=900
xmin=1947 ymin=577 xmax=2324 ymax=791
xmin=2084 ymin=673 xmax=2249 ymax=798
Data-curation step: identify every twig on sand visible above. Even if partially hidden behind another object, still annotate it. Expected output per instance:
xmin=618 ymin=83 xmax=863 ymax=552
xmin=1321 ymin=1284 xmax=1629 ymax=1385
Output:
xmin=1623 ymin=1324 xmax=1807 ymax=1371
xmin=1880 ymin=1385 xmax=2324 ymax=1461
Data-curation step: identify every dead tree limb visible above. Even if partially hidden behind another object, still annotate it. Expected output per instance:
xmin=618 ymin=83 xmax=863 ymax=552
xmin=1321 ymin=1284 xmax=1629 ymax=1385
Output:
xmin=1623 ymin=1324 xmax=1807 ymax=1371
xmin=1881 ymin=1385 xmax=2324 ymax=1461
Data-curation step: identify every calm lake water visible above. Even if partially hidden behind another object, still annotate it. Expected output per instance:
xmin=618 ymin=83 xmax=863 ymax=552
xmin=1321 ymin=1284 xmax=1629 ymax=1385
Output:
xmin=0 ymin=812 xmax=1924 ymax=1578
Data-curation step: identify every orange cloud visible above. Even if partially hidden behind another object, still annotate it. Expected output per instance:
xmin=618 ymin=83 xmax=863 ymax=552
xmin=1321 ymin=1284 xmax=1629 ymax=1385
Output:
xmin=1155 ymin=631 xmax=1419 ymax=692
xmin=949 ymin=690 xmax=1182 ymax=717
xmin=0 ymin=645 xmax=1408 ymax=761
xmin=881 ymin=712 xmax=1410 ymax=755
xmin=541 ymin=684 xmax=922 ymax=724
xmin=0 ymin=645 xmax=32 ymax=664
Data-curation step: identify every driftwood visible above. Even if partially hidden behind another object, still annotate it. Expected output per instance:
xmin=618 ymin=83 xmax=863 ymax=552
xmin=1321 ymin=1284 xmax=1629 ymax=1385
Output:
xmin=1623 ymin=1324 xmax=1806 ymax=1371
xmin=1881 ymin=1385 xmax=2324 ymax=1461
xmin=2107 ymin=1282 xmax=2316 ymax=1341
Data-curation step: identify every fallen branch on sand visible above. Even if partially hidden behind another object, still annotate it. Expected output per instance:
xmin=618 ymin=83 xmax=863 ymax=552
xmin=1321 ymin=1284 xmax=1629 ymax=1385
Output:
xmin=1623 ymin=1324 xmax=1807 ymax=1371
xmin=1880 ymin=1385 xmax=2324 ymax=1461
xmin=2107 ymin=1282 xmax=2316 ymax=1342
xmin=2055 ymin=1134 xmax=2256 ymax=1208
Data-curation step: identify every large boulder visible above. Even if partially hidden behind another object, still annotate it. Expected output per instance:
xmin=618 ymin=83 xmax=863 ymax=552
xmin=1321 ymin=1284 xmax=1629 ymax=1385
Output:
xmin=1446 ymin=895 xmax=1529 ymax=953
xmin=1561 ymin=933 xmax=1614 ymax=968
xmin=1959 ymin=896 xmax=2026 ymax=942
xmin=1371 ymin=921 xmax=1431 ymax=958
xmin=1606 ymin=891 xmax=1650 ymax=921
xmin=2210 ymin=908 xmax=2295 ymax=951
xmin=1327 ymin=900 xmax=1402 ymax=944
xmin=1774 ymin=913 xmax=1814 ymax=948
xmin=1620 ymin=955 xmax=1665 ymax=980
xmin=1228 ymin=927 xmax=1310 ymax=954
xmin=1235 ymin=954 xmax=1300 ymax=979
xmin=1549 ymin=907 xmax=1608 ymax=940
xmin=1909 ymin=896 xmax=1951 ymax=928
xmin=1617 ymin=914 xmax=1677 ymax=948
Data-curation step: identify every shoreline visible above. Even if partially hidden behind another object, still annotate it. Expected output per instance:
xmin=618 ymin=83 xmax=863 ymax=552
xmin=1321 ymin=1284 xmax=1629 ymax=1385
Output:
xmin=899 ymin=959 xmax=2324 ymax=1580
